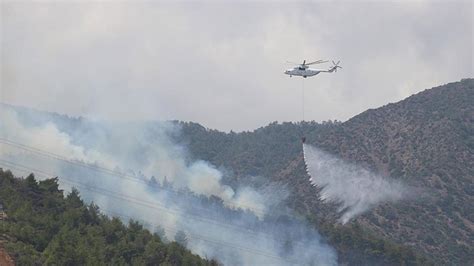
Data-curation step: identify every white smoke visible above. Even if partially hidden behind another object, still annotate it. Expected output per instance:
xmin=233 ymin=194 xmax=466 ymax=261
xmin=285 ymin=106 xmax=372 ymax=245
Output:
xmin=0 ymin=108 xmax=116 ymax=168
xmin=0 ymin=108 xmax=263 ymax=215
xmin=0 ymin=106 xmax=338 ymax=265
xmin=303 ymin=143 xmax=408 ymax=224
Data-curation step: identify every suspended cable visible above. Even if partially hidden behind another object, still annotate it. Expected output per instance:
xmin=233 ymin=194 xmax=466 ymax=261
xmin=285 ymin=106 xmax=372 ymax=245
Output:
xmin=0 ymin=138 xmax=265 ymax=216
xmin=0 ymin=159 xmax=268 ymax=238
xmin=0 ymin=157 xmax=316 ymax=258
xmin=0 ymin=162 xmax=300 ymax=265
xmin=302 ymin=78 xmax=305 ymax=122
xmin=301 ymin=79 xmax=307 ymax=144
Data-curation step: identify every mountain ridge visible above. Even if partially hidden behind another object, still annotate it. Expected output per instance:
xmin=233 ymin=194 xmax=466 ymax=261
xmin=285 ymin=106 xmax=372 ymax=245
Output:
xmin=1 ymin=78 xmax=472 ymax=264
xmin=176 ymin=78 xmax=473 ymax=264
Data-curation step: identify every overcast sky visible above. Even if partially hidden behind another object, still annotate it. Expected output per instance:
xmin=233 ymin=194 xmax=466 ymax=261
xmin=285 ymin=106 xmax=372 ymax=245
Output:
xmin=1 ymin=1 xmax=472 ymax=131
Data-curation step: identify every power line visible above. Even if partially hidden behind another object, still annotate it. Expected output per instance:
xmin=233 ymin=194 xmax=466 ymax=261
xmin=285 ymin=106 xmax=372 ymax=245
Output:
xmin=0 ymin=159 xmax=265 ymax=237
xmin=1 ymin=163 xmax=293 ymax=262
xmin=0 ymin=163 xmax=300 ymax=265
xmin=0 ymin=159 xmax=309 ymax=262
xmin=0 ymin=139 xmax=322 ymax=261
xmin=100 ymin=210 xmax=300 ymax=265
xmin=0 ymin=139 xmax=322 ymax=264
xmin=0 ymin=138 xmax=266 ymax=217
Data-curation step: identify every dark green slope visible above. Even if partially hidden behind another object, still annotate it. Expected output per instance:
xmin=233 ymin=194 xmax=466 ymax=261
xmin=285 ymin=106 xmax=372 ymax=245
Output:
xmin=177 ymin=79 xmax=473 ymax=264
xmin=0 ymin=169 xmax=215 ymax=266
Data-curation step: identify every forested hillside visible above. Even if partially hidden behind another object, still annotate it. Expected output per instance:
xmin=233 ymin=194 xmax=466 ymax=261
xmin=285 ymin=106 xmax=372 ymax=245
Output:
xmin=1 ymin=79 xmax=471 ymax=265
xmin=0 ymin=104 xmax=430 ymax=265
xmin=176 ymin=79 xmax=473 ymax=264
xmin=0 ymin=169 xmax=214 ymax=265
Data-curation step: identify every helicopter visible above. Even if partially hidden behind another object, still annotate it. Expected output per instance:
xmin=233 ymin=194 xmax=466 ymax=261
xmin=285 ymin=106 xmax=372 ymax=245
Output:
xmin=284 ymin=60 xmax=342 ymax=78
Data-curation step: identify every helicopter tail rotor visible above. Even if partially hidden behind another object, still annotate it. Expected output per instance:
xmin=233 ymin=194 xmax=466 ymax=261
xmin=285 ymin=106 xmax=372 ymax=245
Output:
xmin=331 ymin=60 xmax=342 ymax=72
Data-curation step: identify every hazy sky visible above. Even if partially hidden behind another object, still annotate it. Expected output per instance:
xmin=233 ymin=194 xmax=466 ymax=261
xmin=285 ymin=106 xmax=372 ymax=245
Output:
xmin=1 ymin=1 xmax=472 ymax=131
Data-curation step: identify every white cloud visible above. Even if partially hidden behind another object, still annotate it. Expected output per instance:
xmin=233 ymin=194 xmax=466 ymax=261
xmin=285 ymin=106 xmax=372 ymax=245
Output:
xmin=1 ymin=1 xmax=472 ymax=131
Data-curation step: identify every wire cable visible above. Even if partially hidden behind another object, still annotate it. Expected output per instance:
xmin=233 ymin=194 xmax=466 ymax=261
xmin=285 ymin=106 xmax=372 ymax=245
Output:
xmin=0 ymin=138 xmax=266 ymax=217
xmin=0 ymin=163 xmax=300 ymax=265
xmin=0 ymin=159 xmax=268 ymax=238
xmin=302 ymin=78 xmax=305 ymax=122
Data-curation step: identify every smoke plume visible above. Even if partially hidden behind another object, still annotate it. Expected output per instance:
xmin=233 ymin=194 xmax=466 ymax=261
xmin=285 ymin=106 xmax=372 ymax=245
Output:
xmin=0 ymin=106 xmax=337 ymax=265
xmin=303 ymin=143 xmax=408 ymax=224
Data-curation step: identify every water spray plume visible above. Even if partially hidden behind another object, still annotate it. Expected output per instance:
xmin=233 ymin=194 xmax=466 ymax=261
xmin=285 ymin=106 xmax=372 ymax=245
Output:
xmin=303 ymin=143 xmax=409 ymax=224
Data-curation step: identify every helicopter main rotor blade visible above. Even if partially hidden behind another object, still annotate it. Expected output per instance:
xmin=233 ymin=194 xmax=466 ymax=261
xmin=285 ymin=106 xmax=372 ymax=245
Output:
xmin=306 ymin=60 xmax=328 ymax=65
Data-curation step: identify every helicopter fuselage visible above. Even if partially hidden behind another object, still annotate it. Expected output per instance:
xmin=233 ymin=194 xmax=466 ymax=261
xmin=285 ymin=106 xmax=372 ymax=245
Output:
xmin=284 ymin=68 xmax=321 ymax=78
